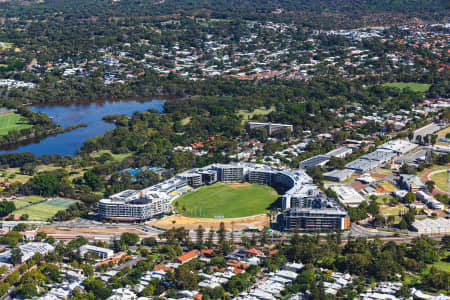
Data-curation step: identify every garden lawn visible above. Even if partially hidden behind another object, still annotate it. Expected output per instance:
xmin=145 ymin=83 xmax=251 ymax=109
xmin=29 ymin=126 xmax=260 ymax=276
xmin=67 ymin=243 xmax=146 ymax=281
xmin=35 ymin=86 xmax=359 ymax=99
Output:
xmin=382 ymin=82 xmax=430 ymax=92
xmin=12 ymin=196 xmax=44 ymax=209
xmin=378 ymin=180 xmax=398 ymax=192
xmin=431 ymin=251 xmax=450 ymax=273
xmin=0 ymin=112 xmax=31 ymax=136
xmin=418 ymin=164 xmax=449 ymax=176
xmin=430 ymin=171 xmax=449 ymax=193
xmin=175 ymin=183 xmax=279 ymax=218
xmin=381 ymin=205 xmax=406 ymax=216
xmin=238 ymin=106 xmax=276 ymax=123
xmin=436 ymin=126 xmax=450 ymax=146
xmin=92 ymin=150 xmax=133 ymax=162
xmin=375 ymin=195 xmax=394 ymax=205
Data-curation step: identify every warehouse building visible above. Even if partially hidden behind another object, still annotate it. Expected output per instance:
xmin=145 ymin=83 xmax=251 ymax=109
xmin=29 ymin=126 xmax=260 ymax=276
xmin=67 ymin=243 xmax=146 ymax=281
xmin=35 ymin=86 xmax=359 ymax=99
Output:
xmin=298 ymin=155 xmax=330 ymax=168
xmin=412 ymin=218 xmax=450 ymax=234
xmin=345 ymin=150 xmax=396 ymax=173
xmin=324 ymin=169 xmax=354 ymax=182
xmin=345 ymin=159 xmax=379 ymax=173
xmin=326 ymin=147 xmax=353 ymax=158
xmin=415 ymin=191 xmax=445 ymax=210
xmin=328 ymin=185 xmax=366 ymax=207
xmin=362 ymin=150 xmax=397 ymax=164
xmin=376 ymin=139 xmax=417 ymax=155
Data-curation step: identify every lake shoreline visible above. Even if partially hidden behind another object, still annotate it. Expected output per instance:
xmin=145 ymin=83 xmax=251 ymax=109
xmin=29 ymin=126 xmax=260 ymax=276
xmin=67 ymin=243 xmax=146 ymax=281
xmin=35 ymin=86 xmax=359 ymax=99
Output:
xmin=0 ymin=99 xmax=166 ymax=156
xmin=25 ymin=95 xmax=178 ymax=108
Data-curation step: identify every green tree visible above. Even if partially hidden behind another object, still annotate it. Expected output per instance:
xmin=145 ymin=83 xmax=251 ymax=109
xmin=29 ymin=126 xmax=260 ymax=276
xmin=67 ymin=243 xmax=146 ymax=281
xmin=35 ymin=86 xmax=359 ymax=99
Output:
xmin=404 ymin=192 xmax=416 ymax=204
xmin=396 ymin=284 xmax=411 ymax=298
xmin=367 ymin=200 xmax=380 ymax=216
xmin=10 ymin=246 xmax=23 ymax=265
xmin=0 ymin=282 xmax=9 ymax=297
xmin=5 ymin=271 xmax=20 ymax=285
xmin=218 ymin=222 xmax=226 ymax=244
xmin=196 ymin=225 xmax=204 ymax=248
xmin=81 ymin=264 xmax=94 ymax=277
xmin=30 ymin=173 xmax=60 ymax=196
xmin=120 ymin=232 xmax=139 ymax=246
xmin=425 ymin=180 xmax=435 ymax=193
xmin=83 ymin=171 xmax=103 ymax=191
xmin=18 ymin=283 xmax=38 ymax=298
xmin=83 ymin=278 xmax=111 ymax=299
xmin=175 ymin=263 xmax=198 ymax=290
xmin=399 ymin=218 xmax=408 ymax=230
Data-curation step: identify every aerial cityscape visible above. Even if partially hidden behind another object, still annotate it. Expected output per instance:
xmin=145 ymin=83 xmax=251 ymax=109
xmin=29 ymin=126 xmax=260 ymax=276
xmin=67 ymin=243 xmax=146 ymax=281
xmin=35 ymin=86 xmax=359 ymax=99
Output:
xmin=0 ymin=0 xmax=449 ymax=299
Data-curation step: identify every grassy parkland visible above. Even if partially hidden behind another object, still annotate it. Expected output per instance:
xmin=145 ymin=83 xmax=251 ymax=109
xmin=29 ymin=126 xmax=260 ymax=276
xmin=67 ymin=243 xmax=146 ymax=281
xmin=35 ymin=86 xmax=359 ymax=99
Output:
xmin=12 ymin=197 xmax=77 ymax=221
xmin=175 ymin=183 xmax=279 ymax=218
xmin=0 ymin=112 xmax=31 ymax=136
xmin=382 ymin=82 xmax=431 ymax=92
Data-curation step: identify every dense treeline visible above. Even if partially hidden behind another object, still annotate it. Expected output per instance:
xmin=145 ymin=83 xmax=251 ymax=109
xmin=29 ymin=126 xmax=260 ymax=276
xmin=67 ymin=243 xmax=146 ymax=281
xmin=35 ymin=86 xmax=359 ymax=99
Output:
xmin=74 ymin=76 xmax=442 ymax=161
xmin=0 ymin=0 xmax=447 ymax=29
xmin=1 ymin=68 xmax=448 ymax=105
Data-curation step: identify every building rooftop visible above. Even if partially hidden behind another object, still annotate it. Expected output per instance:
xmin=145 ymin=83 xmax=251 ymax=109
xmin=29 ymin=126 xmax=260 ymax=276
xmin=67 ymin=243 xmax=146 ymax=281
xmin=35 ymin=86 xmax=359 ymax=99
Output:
xmin=298 ymin=155 xmax=330 ymax=168
xmin=377 ymin=139 xmax=417 ymax=154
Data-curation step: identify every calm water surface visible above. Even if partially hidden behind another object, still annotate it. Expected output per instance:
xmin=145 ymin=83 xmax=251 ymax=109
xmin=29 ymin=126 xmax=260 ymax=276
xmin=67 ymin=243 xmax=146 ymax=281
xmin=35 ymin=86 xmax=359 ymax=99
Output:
xmin=0 ymin=99 xmax=166 ymax=157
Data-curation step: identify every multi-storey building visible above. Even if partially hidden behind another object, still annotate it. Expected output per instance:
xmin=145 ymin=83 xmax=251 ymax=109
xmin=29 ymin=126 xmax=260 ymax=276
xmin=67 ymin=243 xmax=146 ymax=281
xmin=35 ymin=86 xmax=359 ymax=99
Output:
xmin=277 ymin=198 xmax=350 ymax=232
xmin=214 ymin=164 xmax=244 ymax=182
xmin=98 ymin=163 xmax=349 ymax=231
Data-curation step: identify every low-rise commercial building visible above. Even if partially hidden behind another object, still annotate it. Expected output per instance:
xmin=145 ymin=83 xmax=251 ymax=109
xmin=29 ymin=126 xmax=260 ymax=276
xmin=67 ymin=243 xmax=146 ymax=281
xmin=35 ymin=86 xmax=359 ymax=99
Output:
xmin=0 ymin=242 xmax=55 ymax=264
xmin=415 ymin=191 xmax=445 ymax=210
xmin=298 ymin=155 xmax=330 ymax=168
xmin=328 ymin=185 xmax=366 ymax=207
xmin=323 ymin=169 xmax=354 ymax=182
xmin=247 ymin=122 xmax=293 ymax=135
xmin=376 ymin=139 xmax=417 ymax=154
xmin=326 ymin=147 xmax=353 ymax=158
xmin=412 ymin=218 xmax=450 ymax=234
xmin=80 ymin=245 xmax=114 ymax=259
xmin=400 ymin=174 xmax=426 ymax=192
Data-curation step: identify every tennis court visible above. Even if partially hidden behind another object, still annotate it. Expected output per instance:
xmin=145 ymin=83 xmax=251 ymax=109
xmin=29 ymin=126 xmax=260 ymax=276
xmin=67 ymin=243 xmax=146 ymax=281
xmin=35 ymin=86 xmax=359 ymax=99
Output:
xmin=46 ymin=198 xmax=76 ymax=208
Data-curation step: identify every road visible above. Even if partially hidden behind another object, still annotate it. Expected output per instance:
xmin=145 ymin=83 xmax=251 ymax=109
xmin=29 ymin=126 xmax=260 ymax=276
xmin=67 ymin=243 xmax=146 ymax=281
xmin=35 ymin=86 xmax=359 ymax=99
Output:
xmin=414 ymin=123 xmax=445 ymax=140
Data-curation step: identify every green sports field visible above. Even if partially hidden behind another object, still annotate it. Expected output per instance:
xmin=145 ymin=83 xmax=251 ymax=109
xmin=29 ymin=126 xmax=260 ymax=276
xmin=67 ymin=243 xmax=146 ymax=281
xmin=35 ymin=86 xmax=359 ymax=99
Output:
xmin=0 ymin=112 xmax=31 ymax=136
xmin=175 ymin=183 xmax=279 ymax=218
xmin=13 ymin=198 xmax=77 ymax=220
xmin=382 ymin=82 xmax=430 ymax=92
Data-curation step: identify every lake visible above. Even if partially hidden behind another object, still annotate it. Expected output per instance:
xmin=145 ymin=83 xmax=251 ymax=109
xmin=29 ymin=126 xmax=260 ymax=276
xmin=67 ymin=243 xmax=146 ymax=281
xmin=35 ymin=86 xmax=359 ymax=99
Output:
xmin=0 ymin=99 xmax=166 ymax=157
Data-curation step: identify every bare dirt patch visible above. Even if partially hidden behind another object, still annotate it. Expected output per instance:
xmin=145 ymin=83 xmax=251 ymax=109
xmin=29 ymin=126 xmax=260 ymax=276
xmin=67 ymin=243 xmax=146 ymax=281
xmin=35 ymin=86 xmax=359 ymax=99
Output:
xmin=39 ymin=226 xmax=145 ymax=236
xmin=149 ymin=214 xmax=270 ymax=231
xmin=227 ymin=183 xmax=250 ymax=187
